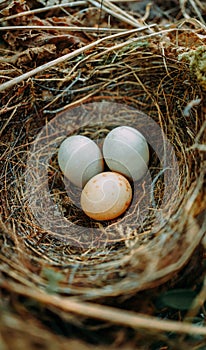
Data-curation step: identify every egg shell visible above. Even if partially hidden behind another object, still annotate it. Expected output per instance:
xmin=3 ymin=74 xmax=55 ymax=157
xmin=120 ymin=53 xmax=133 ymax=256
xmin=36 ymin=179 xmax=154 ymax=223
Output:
xmin=103 ymin=126 xmax=149 ymax=181
xmin=81 ymin=172 xmax=132 ymax=221
xmin=58 ymin=135 xmax=104 ymax=188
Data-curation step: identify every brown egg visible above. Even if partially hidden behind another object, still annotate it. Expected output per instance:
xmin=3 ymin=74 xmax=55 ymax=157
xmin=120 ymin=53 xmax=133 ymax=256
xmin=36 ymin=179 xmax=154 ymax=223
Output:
xmin=81 ymin=172 xmax=132 ymax=221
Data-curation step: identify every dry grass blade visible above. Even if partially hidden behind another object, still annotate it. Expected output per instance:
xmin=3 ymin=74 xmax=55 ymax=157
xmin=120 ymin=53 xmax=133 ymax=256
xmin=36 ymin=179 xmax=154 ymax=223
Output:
xmin=0 ymin=25 xmax=125 ymax=32
xmin=180 ymin=0 xmax=205 ymax=23
xmin=0 ymin=1 xmax=86 ymax=22
xmin=88 ymin=0 xmax=142 ymax=28
xmin=2 ymin=280 xmax=206 ymax=336
xmin=188 ymin=0 xmax=206 ymax=24
xmin=0 ymin=24 xmax=156 ymax=93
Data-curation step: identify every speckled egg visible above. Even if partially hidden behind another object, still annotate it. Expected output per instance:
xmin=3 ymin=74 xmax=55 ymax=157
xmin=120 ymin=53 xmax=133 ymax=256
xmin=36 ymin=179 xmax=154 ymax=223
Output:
xmin=81 ymin=172 xmax=132 ymax=221
xmin=58 ymin=135 xmax=104 ymax=188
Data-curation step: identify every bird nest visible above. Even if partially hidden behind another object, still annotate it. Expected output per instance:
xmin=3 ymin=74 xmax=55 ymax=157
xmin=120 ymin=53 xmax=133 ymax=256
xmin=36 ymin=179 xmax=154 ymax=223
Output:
xmin=0 ymin=1 xmax=206 ymax=306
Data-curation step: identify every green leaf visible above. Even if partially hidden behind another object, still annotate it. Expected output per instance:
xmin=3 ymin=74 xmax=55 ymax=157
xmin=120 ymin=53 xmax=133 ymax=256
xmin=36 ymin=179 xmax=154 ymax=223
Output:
xmin=42 ymin=267 xmax=64 ymax=294
xmin=158 ymin=289 xmax=197 ymax=310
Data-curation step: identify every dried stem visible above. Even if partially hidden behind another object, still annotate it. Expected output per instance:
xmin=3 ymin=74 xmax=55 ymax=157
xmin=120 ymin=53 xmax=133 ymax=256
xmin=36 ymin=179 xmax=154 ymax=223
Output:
xmin=2 ymin=280 xmax=206 ymax=336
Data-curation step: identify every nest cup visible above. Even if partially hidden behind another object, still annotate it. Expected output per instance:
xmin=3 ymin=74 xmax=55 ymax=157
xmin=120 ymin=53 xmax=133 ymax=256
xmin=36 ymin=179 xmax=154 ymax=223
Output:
xmin=25 ymin=102 xmax=177 ymax=246
xmin=1 ymin=41 xmax=206 ymax=300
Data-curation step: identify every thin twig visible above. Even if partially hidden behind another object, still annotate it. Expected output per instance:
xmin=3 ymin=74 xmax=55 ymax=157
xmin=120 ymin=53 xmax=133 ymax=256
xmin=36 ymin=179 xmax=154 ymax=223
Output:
xmin=88 ymin=0 xmax=142 ymax=28
xmin=189 ymin=0 xmax=205 ymax=24
xmin=2 ymin=280 xmax=206 ymax=336
xmin=186 ymin=120 xmax=206 ymax=151
xmin=90 ymin=28 xmax=186 ymax=60
xmin=179 ymin=0 xmax=190 ymax=19
xmin=0 ymin=24 xmax=157 ymax=93
xmin=185 ymin=275 xmax=206 ymax=320
xmin=0 ymin=25 xmax=125 ymax=32
xmin=0 ymin=2 xmax=86 ymax=23
xmin=95 ymin=0 xmax=142 ymax=26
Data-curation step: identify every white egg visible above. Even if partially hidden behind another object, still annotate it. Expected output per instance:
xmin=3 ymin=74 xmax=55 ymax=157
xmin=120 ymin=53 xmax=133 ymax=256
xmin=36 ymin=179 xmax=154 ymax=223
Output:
xmin=58 ymin=135 xmax=104 ymax=188
xmin=103 ymin=126 xmax=149 ymax=181
xmin=81 ymin=172 xmax=132 ymax=221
